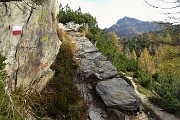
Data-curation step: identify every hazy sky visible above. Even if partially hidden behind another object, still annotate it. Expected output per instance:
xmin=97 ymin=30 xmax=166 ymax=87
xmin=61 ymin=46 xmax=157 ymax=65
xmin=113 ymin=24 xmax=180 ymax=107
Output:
xmin=58 ymin=0 xmax=178 ymax=28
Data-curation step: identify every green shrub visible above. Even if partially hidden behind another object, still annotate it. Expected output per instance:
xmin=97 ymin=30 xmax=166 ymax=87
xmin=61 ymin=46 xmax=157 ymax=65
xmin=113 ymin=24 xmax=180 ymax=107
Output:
xmin=126 ymin=59 xmax=138 ymax=72
xmin=57 ymin=6 xmax=97 ymax=27
xmin=151 ymin=72 xmax=180 ymax=115
xmin=133 ymin=71 xmax=153 ymax=88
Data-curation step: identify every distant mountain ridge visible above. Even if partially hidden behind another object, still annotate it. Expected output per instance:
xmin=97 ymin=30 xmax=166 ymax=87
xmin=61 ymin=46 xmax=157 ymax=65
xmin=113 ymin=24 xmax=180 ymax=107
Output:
xmin=106 ymin=17 xmax=162 ymax=37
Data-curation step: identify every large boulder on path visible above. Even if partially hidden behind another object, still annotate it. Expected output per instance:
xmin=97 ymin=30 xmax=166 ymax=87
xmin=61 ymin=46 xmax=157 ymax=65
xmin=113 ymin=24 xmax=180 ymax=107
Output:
xmin=96 ymin=78 xmax=141 ymax=111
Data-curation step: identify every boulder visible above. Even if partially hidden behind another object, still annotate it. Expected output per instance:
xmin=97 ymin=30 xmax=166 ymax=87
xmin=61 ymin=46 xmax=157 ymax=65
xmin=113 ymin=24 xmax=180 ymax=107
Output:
xmin=96 ymin=78 xmax=141 ymax=111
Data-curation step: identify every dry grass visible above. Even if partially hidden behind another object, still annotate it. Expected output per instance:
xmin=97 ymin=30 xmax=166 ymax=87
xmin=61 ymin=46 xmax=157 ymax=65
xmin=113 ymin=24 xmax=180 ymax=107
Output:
xmin=56 ymin=25 xmax=77 ymax=52
xmin=79 ymin=25 xmax=88 ymax=37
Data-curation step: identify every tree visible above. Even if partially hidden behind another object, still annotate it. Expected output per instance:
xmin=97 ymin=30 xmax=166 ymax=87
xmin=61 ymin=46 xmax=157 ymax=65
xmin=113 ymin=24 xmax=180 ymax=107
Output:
xmin=108 ymin=32 xmax=123 ymax=53
xmin=65 ymin=4 xmax=71 ymax=12
xmin=131 ymin=50 xmax=137 ymax=60
xmin=58 ymin=4 xmax=96 ymax=25
xmin=77 ymin=6 xmax=81 ymax=13
xmin=165 ymin=31 xmax=172 ymax=43
xmin=155 ymin=44 xmax=180 ymax=75
xmin=124 ymin=47 xmax=131 ymax=59
xmin=152 ymin=72 xmax=180 ymax=114
xmin=139 ymin=48 xmax=156 ymax=74
xmin=59 ymin=3 xmax=63 ymax=11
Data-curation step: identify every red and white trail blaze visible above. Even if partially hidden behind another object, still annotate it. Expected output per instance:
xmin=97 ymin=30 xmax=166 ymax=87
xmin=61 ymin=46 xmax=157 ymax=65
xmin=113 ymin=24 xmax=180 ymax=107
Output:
xmin=12 ymin=25 xmax=23 ymax=36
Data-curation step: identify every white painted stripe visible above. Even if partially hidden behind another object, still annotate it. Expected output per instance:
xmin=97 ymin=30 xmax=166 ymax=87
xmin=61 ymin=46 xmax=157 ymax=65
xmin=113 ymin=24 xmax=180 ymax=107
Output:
xmin=12 ymin=25 xmax=23 ymax=31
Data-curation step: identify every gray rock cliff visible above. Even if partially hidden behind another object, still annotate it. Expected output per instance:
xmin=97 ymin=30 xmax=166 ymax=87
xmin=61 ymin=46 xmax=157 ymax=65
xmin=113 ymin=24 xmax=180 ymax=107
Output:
xmin=0 ymin=0 xmax=61 ymax=91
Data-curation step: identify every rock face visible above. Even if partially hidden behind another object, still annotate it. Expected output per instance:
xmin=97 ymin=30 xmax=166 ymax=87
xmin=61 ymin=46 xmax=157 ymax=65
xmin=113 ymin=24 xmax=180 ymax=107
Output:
xmin=96 ymin=78 xmax=141 ymax=111
xmin=60 ymin=22 xmax=141 ymax=120
xmin=0 ymin=0 xmax=61 ymax=91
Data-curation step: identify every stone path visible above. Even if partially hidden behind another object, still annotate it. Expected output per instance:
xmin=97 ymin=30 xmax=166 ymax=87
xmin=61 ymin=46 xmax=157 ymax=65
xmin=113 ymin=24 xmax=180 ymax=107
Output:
xmin=63 ymin=25 xmax=140 ymax=119
xmin=128 ymin=76 xmax=180 ymax=120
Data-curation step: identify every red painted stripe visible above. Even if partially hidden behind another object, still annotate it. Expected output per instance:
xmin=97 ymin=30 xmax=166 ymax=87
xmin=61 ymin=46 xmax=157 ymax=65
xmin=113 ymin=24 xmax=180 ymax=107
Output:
xmin=12 ymin=30 xmax=22 ymax=35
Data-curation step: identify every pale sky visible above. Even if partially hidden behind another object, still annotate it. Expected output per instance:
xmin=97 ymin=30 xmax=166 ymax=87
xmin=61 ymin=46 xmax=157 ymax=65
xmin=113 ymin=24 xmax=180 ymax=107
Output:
xmin=58 ymin=0 xmax=179 ymax=28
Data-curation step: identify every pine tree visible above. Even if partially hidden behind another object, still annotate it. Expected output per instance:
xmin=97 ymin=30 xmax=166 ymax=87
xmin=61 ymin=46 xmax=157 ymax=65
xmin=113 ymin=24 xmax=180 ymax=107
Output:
xmin=108 ymin=32 xmax=123 ymax=53
xmin=124 ymin=47 xmax=131 ymax=59
xmin=139 ymin=48 xmax=156 ymax=74
xmin=131 ymin=49 xmax=137 ymax=60
xmin=165 ymin=31 xmax=172 ymax=43
xmin=77 ymin=6 xmax=81 ymax=13
xmin=59 ymin=3 xmax=63 ymax=11
xmin=65 ymin=4 xmax=70 ymax=12
xmin=156 ymin=44 xmax=180 ymax=75
xmin=148 ymin=44 xmax=153 ymax=54
xmin=154 ymin=49 xmax=160 ymax=73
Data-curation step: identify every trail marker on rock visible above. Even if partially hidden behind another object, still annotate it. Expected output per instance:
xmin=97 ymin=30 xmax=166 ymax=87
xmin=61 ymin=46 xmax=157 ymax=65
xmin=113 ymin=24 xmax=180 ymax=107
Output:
xmin=12 ymin=25 xmax=23 ymax=36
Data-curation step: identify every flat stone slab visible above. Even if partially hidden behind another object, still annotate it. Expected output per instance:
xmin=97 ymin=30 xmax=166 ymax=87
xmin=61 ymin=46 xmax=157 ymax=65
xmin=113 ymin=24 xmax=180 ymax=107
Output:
xmin=80 ymin=58 xmax=118 ymax=80
xmin=93 ymin=61 xmax=118 ymax=80
xmin=83 ymin=47 xmax=98 ymax=53
xmin=96 ymin=78 xmax=141 ymax=111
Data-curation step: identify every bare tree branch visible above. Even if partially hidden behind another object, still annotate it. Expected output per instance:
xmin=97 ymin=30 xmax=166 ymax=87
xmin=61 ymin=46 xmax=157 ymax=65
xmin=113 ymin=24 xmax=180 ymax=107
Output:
xmin=145 ymin=0 xmax=180 ymax=24
xmin=155 ymin=0 xmax=180 ymax=4
xmin=145 ymin=0 xmax=180 ymax=9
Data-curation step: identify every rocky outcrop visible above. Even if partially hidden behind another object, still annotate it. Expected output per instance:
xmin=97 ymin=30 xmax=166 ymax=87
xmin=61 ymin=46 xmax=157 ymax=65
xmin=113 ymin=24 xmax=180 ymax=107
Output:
xmin=0 ymin=0 xmax=61 ymax=91
xmin=96 ymin=78 xmax=140 ymax=111
xmin=60 ymin=22 xmax=141 ymax=120
xmin=69 ymin=32 xmax=118 ymax=80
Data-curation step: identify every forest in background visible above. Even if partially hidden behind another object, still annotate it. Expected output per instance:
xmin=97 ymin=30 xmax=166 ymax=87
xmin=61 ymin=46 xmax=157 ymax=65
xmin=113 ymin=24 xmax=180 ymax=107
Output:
xmin=57 ymin=4 xmax=180 ymax=117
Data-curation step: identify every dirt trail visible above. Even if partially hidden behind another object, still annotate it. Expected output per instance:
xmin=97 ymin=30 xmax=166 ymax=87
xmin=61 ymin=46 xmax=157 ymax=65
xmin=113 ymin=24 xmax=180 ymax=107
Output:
xmin=129 ymin=77 xmax=180 ymax=120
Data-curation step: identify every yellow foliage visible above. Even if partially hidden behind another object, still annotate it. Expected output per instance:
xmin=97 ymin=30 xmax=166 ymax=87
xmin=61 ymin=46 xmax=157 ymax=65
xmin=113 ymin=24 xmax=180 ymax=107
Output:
xmin=139 ymin=48 xmax=156 ymax=75
xmin=80 ymin=25 xmax=88 ymax=37
xmin=80 ymin=30 xmax=86 ymax=37
xmin=155 ymin=44 xmax=180 ymax=75
xmin=108 ymin=32 xmax=123 ymax=52
xmin=56 ymin=25 xmax=77 ymax=52
xmin=124 ymin=47 xmax=131 ymax=59
xmin=131 ymin=50 xmax=137 ymax=60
